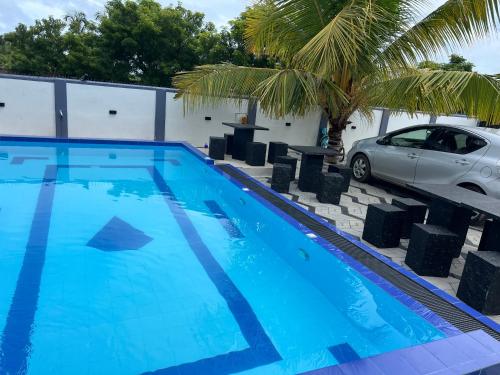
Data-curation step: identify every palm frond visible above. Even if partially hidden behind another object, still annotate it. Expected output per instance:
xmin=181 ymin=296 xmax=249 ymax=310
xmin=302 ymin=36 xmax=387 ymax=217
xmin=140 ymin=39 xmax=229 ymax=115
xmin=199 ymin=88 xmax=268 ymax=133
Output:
xmin=254 ymin=69 xmax=347 ymax=118
xmin=173 ymin=64 xmax=279 ymax=111
xmin=382 ymin=0 xmax=500 ymax=68
xmin=292 ymin=0 xmax=401 ymax=78
xmin=245 ymin=0 xmax=343 ymax=63
xmin=368 ymin=69 xmax=500 ymax=123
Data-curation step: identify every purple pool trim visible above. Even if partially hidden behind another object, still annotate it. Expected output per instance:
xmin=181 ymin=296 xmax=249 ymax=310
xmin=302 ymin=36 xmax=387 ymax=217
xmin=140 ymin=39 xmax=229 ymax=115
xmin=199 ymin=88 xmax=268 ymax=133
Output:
xmin=213 ymin=163 xmax=500 ymax=336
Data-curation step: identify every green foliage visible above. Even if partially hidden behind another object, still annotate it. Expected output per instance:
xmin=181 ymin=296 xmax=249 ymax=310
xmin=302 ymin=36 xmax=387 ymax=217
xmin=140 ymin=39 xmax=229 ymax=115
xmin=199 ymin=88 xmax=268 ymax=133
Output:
xmin=0 ymin=0 xmax=271 ymax=85
xmin=418 ymin=54 xmax=475 ymax=72
xmin=174 ymin=0 xmax=500 ymax=127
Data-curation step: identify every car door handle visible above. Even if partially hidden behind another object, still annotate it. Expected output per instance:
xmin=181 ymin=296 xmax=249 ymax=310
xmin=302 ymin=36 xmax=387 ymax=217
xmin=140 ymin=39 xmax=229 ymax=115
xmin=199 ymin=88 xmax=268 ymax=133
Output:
xmin=407 ymin=153 xmax=419 ymax=159
xmin=455 ymin=159 xmax=470 ymax=166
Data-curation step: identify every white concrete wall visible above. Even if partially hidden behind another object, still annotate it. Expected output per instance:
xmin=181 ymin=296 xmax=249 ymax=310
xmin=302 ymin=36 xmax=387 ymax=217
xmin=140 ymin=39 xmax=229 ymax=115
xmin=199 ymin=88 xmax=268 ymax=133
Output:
xmin=386 ymin=112 xmax=431 ymax=133
xmin=0 ymin=78 xmax=55 ymax=136
xmin=342 ymin=109 xmax=384 ymax=154
xmin=0 ymin=76 xmax=482 ymax=151
xmin=165 ymin=92 xmax=248 ymax=146
xmin=437 ymin=115 xmax=478 ymax=127
xmin=67 ymin=84 xmax=156 ymax=140
xmin=253 ymin=104 xmax=322 ymax=146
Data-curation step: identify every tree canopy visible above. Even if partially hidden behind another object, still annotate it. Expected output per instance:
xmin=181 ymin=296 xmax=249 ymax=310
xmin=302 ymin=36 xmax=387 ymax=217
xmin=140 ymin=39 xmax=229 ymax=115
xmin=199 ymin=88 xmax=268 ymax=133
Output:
xmin=0 ymin=0 xmax=271 ymax=86
xmin=418 ymin=54 xmax=475 ymax=72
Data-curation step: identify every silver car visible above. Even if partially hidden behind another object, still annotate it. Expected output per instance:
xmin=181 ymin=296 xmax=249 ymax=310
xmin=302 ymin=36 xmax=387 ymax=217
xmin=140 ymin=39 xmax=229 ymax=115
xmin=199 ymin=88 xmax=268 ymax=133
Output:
xmin=346 ymin=124 xmax=500 ymax=200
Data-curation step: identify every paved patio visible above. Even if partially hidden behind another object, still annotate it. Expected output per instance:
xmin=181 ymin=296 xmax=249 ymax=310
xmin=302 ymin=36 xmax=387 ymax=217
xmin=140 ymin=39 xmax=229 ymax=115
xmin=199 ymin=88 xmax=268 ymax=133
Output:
xmin=205 ymin=149 xmax=500 ymax=325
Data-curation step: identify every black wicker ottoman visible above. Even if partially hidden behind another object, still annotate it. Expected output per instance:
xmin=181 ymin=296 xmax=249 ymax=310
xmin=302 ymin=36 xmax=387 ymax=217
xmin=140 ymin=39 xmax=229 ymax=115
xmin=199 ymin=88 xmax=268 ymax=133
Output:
xmin=362 ymin=204 xmax=405 ymax=248
xmin=245 ymin=142 xmax=267 ymax=166
xmin=271 ymin=163 xmax=292 ymax=193
xmin=316 ymin=173 xmax=343 ymax=204
xmin=327 ymin=164 xmax=352 ymax=192
xmin=478 ymin=219 xmax=500 ymax=252
xmin=268 ymin=142 xmax=288 ymax=164
xmin=275 ymin=156 xmax=298 ymax=180
xmin=392 ymin=197 xmax=428 ymax=239
xmin=224 ymin=133 xmax=234 ymax=155
xmin=209 ymin=136 xmax=226 ymax=160
xmin=457 ymin=251 xmax=500 ymax=314
xmin=405 ymin=224 xmax=460 ymax=277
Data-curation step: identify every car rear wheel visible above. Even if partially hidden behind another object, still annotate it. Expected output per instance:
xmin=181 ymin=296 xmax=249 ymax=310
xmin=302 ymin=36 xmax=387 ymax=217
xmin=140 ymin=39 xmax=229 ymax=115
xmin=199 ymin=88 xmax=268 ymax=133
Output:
xmin=351 ymin=154 xmax=371 ymax=182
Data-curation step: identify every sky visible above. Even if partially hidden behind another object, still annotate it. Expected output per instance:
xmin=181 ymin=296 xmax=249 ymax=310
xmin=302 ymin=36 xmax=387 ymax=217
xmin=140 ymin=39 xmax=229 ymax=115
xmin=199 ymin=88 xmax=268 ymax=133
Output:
xmin=0 ymin=0 xmax=498 ymax=74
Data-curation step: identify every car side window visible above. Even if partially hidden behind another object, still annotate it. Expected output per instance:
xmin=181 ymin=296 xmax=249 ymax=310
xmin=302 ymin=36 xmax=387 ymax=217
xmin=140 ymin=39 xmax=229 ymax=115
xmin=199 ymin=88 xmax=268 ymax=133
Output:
xmin=388 ymin=128 xmax=434 ymax=149
xmin=426 ymin=129 xmax=487 ymax=154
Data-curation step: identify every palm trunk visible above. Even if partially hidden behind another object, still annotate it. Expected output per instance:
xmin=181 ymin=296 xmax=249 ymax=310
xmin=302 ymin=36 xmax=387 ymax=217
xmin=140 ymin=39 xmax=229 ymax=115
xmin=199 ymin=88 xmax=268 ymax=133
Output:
xmin=326 ymin=116 xmax=348 ymax=164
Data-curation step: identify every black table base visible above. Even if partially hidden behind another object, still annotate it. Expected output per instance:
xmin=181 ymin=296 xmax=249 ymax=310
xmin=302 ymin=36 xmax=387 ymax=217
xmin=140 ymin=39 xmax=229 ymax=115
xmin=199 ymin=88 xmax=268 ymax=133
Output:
xmin=232 ymin=128 xmax=255 ymax=161
xmin=298 ymin=154 xmax=324 ymax=192
xmin=457 ymin=251 xmax=500 ymax=315
xmin=478 ymin=219 xmax=500 ymax=252
xmin=426 ymin=199 xmax=471 ymax=255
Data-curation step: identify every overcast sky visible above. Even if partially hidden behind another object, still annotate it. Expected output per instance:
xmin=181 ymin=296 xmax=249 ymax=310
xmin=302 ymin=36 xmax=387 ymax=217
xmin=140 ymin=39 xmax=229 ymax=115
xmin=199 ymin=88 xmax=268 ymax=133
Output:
xmin=0 ymin=0 xmax=498 ymax=74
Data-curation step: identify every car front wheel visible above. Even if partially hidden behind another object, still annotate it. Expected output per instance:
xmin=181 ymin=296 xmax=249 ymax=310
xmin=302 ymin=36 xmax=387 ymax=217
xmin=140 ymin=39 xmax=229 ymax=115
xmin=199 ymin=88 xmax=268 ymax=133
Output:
xmin=351 ymin=154 xmax=371 ymax=182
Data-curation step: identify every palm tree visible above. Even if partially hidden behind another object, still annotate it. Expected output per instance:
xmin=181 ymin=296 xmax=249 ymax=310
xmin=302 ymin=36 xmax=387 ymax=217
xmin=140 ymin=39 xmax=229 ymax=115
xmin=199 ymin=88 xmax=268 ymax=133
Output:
xmin=173 ymin=0 xmax=500 ymax=155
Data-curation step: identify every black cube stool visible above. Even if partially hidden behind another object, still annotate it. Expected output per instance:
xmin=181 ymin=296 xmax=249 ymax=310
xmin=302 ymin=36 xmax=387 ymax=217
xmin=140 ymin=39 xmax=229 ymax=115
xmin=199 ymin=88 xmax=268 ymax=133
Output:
xmin=275 ymin=156 xmax=298 ymax=180
xmin=271 ymin=163 xmax=292 ymax=193
xmin=245 ymin=142 xmax=267 ymax=166
xmin=224 ymin=133 xmax=234 ymax=155
xmin=209 ymin=136 xmax=226 ymax=160
xmin=327 ymin=164 xmax=352 ymax=192
xmin=316 ymin=173 xmax=343 ymax=204
xmin=457 ymin=251 xmax=500 ymax=314
xmin=392 ymin=198 xmax=428 ymax=239
xmin=405 ymin=224 xmax=460 ymax=277
xmin=268 ymin=142 xmax=288 ymax=164
xmin=426 ymin=199 xmax=471 ymax=250
xmin=362 ymin=204 xmax=405 ymax=248
xmin=478 ymin=219 xmax=500 ymax=252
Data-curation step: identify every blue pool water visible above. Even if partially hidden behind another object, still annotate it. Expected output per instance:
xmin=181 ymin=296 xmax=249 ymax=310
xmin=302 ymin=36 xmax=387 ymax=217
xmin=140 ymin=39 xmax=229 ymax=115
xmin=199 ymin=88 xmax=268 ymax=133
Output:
xmin=0 ymin=140 xmax=447 ymax=374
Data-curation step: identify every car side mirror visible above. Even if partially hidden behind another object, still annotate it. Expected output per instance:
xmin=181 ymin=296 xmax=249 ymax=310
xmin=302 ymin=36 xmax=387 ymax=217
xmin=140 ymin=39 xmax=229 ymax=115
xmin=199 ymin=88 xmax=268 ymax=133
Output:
xmin=377 ymin=137 xmax=389 ymax=145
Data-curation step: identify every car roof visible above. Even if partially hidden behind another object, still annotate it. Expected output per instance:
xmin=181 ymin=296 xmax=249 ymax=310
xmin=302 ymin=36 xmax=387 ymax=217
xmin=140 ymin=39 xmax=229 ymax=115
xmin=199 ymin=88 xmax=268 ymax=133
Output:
xmin=393 ymin=123 xmax=500 ymax=141
xmin=434 ymin=124 xmax=500 ymax=139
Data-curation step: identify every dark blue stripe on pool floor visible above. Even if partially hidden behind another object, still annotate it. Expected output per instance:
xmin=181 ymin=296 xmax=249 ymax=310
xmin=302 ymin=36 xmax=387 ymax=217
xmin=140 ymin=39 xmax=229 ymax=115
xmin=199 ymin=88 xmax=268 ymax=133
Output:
xmin=146 ymin=167 xmax=280 ymax=375
xmin=151 ymin=158 xmax=180 ymax=166
xmin=0 ymin=165 xmax=58 ymax=374
xmin=204 ymin=200 xmax=244 ymax=239
xmin=10 ymin=156 xmax=49 ymax=165
xmin=328 ymin=343 xmax=361 ymax=364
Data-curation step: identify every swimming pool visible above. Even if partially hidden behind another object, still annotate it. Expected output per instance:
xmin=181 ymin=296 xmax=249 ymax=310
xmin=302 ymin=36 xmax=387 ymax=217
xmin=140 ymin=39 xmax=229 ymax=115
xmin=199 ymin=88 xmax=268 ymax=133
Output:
xmin=0 ymin=138 xmax=473 ymax=374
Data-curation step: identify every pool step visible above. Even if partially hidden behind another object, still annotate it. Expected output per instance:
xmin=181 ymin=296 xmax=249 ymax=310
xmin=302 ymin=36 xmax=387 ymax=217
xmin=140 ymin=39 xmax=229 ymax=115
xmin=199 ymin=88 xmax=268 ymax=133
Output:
xmin=301 ymin=330 xmax=500 ymax=375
